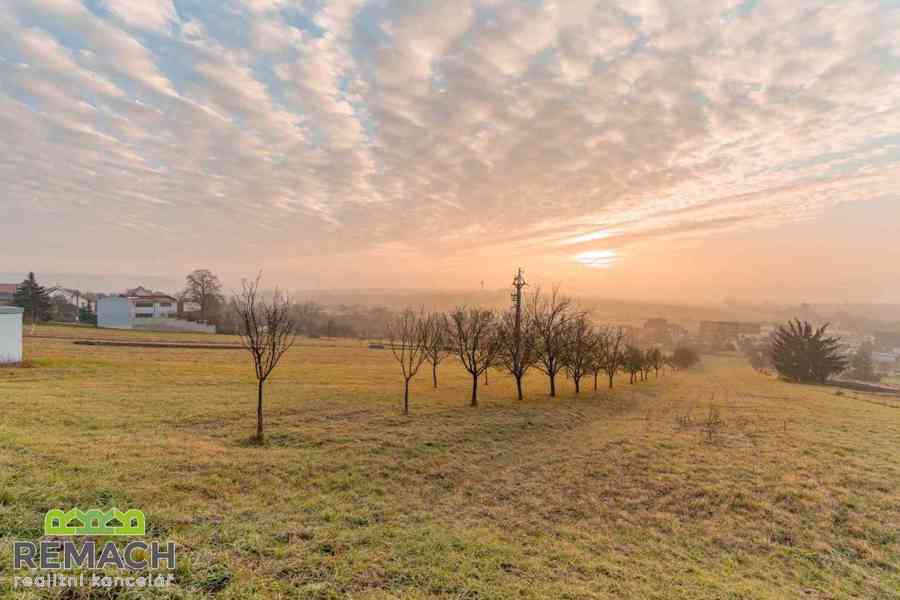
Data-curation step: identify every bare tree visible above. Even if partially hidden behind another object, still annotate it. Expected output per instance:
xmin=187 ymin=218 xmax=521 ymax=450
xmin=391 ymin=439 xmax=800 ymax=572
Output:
xmin=640 ymin=349 xmax=651 ymax=381
xmin=600 ymin=326 xmax=626 ymax=389
xmin=423 ymin=312 xmax=451 ymax=388
xmin=387 ymin=309 xmax=431 ymax=415
xmin=496 ymin=307 xmax=537 ymax=401
xmin=447 ymin=307 xmax=499 ymax=407
xmin=623 ymin=345 xmax=644 ymax=384
xmin=590 ymin=327 xmax=609 ymax=391
xmin=183 ymin=269 xmax=224 ymax=323
xmin=647 ymin=348 xmax=663 ymax=378
xmin=233 ymin=274 xmax=297 ymax=443
xmin=561 ymin=314 xmax=596 ymax=394
xmin=291 ymin=301 xmax=324 ymax=336
xmin=529 ymin=287 xmax=574 ymax=397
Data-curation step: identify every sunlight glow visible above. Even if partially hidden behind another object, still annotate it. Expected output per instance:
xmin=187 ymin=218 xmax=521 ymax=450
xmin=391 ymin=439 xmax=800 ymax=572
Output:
xmin=573 ymin=250 xmax=618 ymax=269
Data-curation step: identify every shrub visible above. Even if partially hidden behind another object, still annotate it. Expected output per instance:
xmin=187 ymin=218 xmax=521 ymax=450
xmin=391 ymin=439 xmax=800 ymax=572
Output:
xmin=671 ymin=345 xmax=700 ymax=370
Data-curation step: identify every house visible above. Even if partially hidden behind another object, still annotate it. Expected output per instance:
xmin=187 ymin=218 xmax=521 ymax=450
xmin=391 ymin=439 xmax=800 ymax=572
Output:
xmin=178 ymin=300 xmax=202 ymax=316
xmin=874 ymin=331 xmax=900 ymax=353
xmin=0 ymin=306 xmax=24 ymax=363
xmin=0 ymin=283 xmax=17 ymax=306
xmin=97 ymin=287 xmax=215 ymax=333
xmin=871 ymin=352 xmax=899 ymax=375
xmin=97 ymin=287 xmax=178 ymax=329
xmin=643 ymin=318 xmax=688 ymax=347
xmin=699 ymin=321 xmax=762 ymax=347
xmin=50 ymin=288 xmax=92 ymax=310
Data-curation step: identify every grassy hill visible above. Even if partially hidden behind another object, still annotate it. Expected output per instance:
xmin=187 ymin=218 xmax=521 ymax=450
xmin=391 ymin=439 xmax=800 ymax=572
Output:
xmin=1 ymin=325 xmax=898 ymax=599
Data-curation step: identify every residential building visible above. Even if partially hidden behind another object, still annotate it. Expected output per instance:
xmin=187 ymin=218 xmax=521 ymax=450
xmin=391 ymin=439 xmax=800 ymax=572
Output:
xmin=643 ymin=318 xmax=688 ymax=347
xmin=0 ymin=283 xmax=16 ymax=306
xmin=872 ymin=352 xmax=899 ymax=375
xmin=874 ymin=331 xmax=900 ymax=353
xmin=50 ymin=288 xmax=92 ymax=310
xmin=98 ymin=287 xmax=177 ymax=329
xmin=699 ymin=321 xmax=762 ymax=347
xmin=97 ymin=287 xmax=214 ymax=333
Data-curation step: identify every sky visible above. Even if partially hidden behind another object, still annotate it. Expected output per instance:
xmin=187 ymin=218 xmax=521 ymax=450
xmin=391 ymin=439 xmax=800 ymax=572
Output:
xmin=0 ymin=0 xmax=898 ymax=302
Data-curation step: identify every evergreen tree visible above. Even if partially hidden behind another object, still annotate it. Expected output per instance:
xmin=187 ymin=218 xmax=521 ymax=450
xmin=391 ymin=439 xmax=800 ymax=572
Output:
xmin=78 ymin=305 xmax=98 ymax=325
xmin=14 ymin=272 xmax=52 ymax=326
xmin=769 ymin=319 xmax=848 ymax=384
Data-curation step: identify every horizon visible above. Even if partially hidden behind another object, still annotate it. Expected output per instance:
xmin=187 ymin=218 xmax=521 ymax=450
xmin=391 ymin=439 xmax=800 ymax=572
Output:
xmin=4 ymin=270 xmax=900 ymax=314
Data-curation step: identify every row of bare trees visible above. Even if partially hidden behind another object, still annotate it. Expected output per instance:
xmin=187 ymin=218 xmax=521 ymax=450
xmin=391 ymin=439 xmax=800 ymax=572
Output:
xmin=231 ymin=274 xmax=691 ymax=440
xmin=385 ymin=288 xmax=677 ymax=415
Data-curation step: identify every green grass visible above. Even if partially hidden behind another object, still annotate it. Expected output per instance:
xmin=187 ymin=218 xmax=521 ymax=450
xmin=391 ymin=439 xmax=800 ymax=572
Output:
xmin=1 ymin=325 xmax=899 ymax=599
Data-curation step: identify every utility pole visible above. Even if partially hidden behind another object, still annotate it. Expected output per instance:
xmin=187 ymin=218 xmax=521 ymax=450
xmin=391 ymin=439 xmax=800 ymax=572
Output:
xmin=511 ymin=268 xmax=526 ymax=340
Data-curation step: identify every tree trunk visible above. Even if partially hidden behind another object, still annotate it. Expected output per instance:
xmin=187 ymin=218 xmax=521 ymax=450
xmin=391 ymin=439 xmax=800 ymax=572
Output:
xmin=608 ymin=372 xmax=615 ymax=389
xmin=515 ymin=376 xmax=524 ymax=401
xmin=432 ymin=362 xmax=438 ymax=388
xmin=574 ymin=378 xmax=580 ymax=394
xmin=549 ymin=373 xmax=556 ymax=397
xmin=256 ymin=380 xmax=264 ymax=442
xmin=471 ymin=374 xmax=479 ymax=407
xmin=594 ymin=372 xmax=599 ymax=391
xmin=403 ymin=379 xmax=410 ymax=415
xmin=484 ymin=369 xmax=489 ymax=385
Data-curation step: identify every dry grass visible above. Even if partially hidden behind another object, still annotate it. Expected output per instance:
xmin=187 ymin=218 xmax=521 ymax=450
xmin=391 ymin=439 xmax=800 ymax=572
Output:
xmin=0 ymin=325 xmax=898 ymax=599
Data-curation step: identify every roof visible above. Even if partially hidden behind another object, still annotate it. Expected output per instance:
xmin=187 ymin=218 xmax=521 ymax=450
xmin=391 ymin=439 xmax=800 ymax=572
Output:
xmin=121 ymin=286 xmax=177 ymax=302
xmin=0 ymin=283 xmax=17 ymax=295
xmin=126 ymin=295 xmax=177 ymax=302
xmin=0 ymin=306 xmax=24 ymax=314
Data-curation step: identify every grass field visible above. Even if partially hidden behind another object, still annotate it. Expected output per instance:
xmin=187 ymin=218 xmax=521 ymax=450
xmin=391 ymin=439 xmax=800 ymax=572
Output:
xmin=1 ymin=325 xmax=899 ymax=599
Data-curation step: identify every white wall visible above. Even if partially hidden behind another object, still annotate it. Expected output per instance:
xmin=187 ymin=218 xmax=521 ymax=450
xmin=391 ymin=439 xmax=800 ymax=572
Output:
xmin=133 ymin=317 xmax=216 ymax=334
xmin=0 ymin=311 xmax=23 ymax=364
xmin=98 ymin=296 xmax=133 ymax=329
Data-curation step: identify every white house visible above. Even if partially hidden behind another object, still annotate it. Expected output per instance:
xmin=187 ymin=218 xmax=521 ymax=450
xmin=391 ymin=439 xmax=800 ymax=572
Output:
xmin=97 ymin=287 xmax=215 ymax=333
xmin=0 ymin=306 xmax=24 ymax=364
xmin=50 ymin=288 xmax=92 ymax=310
xmin=97 ymin=287 xmax=178 ymax=329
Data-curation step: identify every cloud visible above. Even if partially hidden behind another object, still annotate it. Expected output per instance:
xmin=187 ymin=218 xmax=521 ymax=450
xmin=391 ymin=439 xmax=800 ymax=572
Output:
xmin=100 ymin=0 xmax=178 ymax=33
xmin=0 ymin=0 xmax=897 ymax=290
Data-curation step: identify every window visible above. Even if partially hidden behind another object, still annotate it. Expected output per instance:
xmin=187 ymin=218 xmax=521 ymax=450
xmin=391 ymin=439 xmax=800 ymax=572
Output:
xmin=159 ymin=302 xmax=172 ymax=308
xmin=135 ymin=302 xmax=154 ymax=308
xmin=135 ymin=313 xmax=153 ymax=318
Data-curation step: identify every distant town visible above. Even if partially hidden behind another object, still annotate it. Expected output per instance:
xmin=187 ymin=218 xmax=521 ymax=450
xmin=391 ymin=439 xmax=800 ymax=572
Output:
xmin=2 ymin=270 xmax=898 ymax=384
